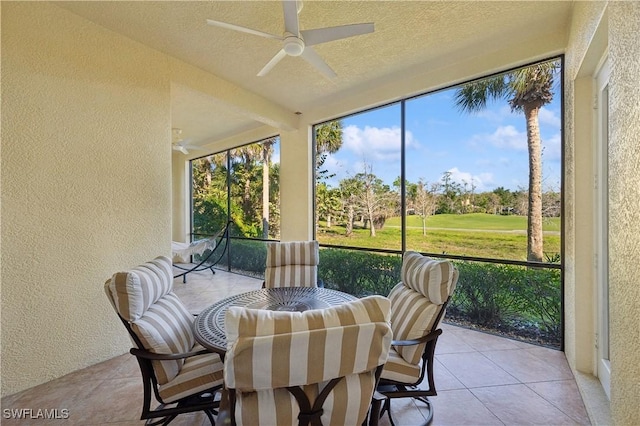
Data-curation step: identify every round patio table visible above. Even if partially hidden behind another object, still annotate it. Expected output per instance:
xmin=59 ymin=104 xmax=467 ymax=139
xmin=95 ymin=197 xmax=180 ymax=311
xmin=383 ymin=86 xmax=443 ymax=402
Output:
xmin=193 ymin=287 xmax=357 ymax=354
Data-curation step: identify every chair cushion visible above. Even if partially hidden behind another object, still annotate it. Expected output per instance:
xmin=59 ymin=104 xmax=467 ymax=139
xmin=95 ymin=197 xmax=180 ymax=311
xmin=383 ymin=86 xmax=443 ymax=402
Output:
xmin=264 ymin=265 xmax=318 ymax=288
xmin=388 ymin=283 xmax=440 ymax=365
xmin=265 ymin=241 xmax=319 ymax=267
xmin=158 ymin=344 xmax=224 ymax=403
xmin=130 ymin=292 xmax=196 ymax=384
xmin=265 ymin=241 xmax=320 ymax=288
xmin=401 ymin=251 xmax=457 ymax=305
xmin=389 ymin=252 xmax=458 ymax=365
xmin=108 ymin=256 xmax=174 ymax=322
xmin=224 ymin=295 xmax=392 ymax=426
xmin=233 ymin=372 xmax=377 ymax=426
xmin=380 ymin=347 xmax=422 ymax=384
xmin=106 ymin=255 xmax=195 ymax=384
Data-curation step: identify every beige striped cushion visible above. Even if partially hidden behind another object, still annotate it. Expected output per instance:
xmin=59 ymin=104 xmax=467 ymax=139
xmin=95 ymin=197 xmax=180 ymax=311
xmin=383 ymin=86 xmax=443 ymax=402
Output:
xmin=233 ymin=373 xmax=377 ymax=426
xmin=264 ymin=241 xmax=319 ymax=288
xmin=130 ymin=293 xmax=196 ymax=384
xmin=389 ymin=252 xmax=458 ymax=365
xmin=106 ymin=256 xmax=195 ymax=385
xmin=401 ymin=251 xmax=457 ymax=305
xmin=224 ymin=295 xmax=392 ymax=426
xmin=108 ymin=256 xmax=174 ymax=321
xmin=380 ymin=348 xmax=422 ymax=384
xmin=158 ymin=344 xmax=224 ymax=403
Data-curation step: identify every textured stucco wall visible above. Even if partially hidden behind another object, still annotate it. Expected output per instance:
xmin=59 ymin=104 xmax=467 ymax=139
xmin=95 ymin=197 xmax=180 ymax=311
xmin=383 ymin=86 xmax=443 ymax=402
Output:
xmin=280 ymin=123 xmax=314 ymax=241
xmin=171 ymin=153 xmax=188 ymax=243
xmin=1 ymin=3 xmax=172 ymax=396
xmin=564 ymin=2 xmax=640 ymax=424
xmin=607 ymin=3 xmax=640 ymax=423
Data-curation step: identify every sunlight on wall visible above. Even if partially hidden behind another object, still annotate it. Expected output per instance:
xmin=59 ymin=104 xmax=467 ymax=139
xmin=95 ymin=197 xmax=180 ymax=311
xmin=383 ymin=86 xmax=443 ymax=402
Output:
xmin=1 ymin=3 xmax=171 ymax=396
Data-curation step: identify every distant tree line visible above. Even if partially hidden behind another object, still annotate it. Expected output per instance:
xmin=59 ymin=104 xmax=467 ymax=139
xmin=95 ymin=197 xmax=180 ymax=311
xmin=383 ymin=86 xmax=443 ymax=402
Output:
xmin=316 ymin=161 xmax=561 ymax=239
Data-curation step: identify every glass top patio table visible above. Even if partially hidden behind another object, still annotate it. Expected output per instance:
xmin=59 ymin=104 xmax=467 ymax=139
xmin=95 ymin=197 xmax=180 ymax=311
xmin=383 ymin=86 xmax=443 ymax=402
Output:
xmin=193 ymin=287 xmax=357 ymax=354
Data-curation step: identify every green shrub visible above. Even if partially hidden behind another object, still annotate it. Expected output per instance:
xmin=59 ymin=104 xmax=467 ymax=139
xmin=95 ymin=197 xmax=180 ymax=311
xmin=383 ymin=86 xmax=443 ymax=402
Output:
xmin=449 ymin=260 xmax=561 ymax=347
xmin=516 ymin=267 xmax=562 ymax=335
xmin=218 ymin=238 xmax=267 ymax=276
xmin=318 ymin=247 xmax=561 ymax=348
xmin=222 ymin=244 xmax=562 ymax=348
xmin=318 ymin=249 xmax=402 ymax=296
xmin=449 ymin=262 xmax=525 ymax=326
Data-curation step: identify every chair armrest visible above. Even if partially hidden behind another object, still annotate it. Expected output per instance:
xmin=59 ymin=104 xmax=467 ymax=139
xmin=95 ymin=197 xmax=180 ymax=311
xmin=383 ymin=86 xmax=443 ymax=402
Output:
xmin=130 ymin=347 xmax=211 ymax=361
xmin=391 ymin=328 xmax=442 ymax=347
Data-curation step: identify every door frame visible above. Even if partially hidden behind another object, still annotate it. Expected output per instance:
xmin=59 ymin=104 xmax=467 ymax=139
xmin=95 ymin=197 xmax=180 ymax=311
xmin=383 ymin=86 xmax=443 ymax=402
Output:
xmin=594 ymin=53 xmax=610 ymax=399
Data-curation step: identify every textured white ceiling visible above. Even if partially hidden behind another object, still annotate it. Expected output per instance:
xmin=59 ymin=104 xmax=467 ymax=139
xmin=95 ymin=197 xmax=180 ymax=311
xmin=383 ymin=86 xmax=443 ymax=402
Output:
xmin=56 ymin=1 xmax=573 ymax=150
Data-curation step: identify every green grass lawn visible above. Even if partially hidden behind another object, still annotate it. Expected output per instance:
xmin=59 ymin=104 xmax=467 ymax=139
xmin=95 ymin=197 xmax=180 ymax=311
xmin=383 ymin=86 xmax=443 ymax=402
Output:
xmin=317 ymin=213 xmax=561 ymax=261
xmin=385 ymin=213 xmax=560 ymax=232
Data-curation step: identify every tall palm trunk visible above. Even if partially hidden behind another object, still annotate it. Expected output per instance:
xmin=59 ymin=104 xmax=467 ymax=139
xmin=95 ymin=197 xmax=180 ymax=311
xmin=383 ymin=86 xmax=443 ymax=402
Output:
xmin=243 ymin=178 xmax=252 ymax=219
xmin=262 ymin=145 xmax=270 ymax=239
xmin=524 ymin=104 xmax=544 ymax=262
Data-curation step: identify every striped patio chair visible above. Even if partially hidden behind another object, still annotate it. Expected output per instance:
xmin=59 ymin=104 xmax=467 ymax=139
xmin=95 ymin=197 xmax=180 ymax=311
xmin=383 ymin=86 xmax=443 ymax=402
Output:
xmin=104 ymin=255 xmax=224 ymax=425
xmin=264 ymin=240 xmax=320 ymax=288
xmin=377 ymin=251 xmax=459 ymax=426
xmin=223 ymin=295 xmax=393 ymax=426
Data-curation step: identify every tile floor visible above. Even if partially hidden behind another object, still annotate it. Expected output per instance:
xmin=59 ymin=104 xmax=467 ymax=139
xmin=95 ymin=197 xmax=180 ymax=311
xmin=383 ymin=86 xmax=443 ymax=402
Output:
xmin=1 ymin=268 xmax=590 ymax=425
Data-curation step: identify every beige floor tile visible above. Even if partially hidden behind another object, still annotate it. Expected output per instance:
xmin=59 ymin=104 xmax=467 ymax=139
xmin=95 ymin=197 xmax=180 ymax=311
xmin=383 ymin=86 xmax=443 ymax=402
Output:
xmin=380 ymin=396 xmax=430 ymax=426
xmin=455 ymin=328 xmax=526 ymax=351
xmin=436 ymin=329 xmax=477 ymax=355
xmin=483 ymin=348 xmax=574 ymax=383
xmin=432 ymin=359 xmax=466 ymax=391
xmin=431 ymin=388 xmax=503 ymax=425
xmin=437 ymin=351 xmax=520 ymax=388
xmin=471 ymin=383 xmax=578 ymax=425
xmin=527 ymin=380 xmax=591 ymax=424
xmin=70 ymin=378 xmax=143 ymax=424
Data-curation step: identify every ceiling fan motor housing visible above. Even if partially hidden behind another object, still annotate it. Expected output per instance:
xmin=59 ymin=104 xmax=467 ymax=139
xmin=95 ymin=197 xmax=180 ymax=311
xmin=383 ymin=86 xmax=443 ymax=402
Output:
xmin=283 ymin=34 xmax=305 ymax=56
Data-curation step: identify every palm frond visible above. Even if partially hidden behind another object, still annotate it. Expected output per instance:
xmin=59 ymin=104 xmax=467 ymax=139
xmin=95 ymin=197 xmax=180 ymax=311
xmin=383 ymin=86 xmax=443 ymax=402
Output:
xmin=454 ymin=76 xmax=510 ymax=113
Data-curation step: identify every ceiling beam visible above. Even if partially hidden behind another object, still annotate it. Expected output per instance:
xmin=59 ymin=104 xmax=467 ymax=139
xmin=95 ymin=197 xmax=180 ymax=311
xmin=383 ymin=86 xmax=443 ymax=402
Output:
xmin=169 ymin=57 xmax=299 ymax=132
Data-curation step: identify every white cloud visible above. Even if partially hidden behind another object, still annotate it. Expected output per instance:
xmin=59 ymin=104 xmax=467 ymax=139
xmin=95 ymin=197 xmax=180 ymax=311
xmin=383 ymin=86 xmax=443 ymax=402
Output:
xmin=542 ymin=132 xmax=561 ymax=161
xmin=343 ymin=125 xmax=417 ymax=161
xmin=446 ymin=167 xmax=494 ymax=191
xmin=473 ymin=125 xmax=527 ymax=150
xmin=474 ymin=105 xmax=514 ymax=123
xmin=539 ymin=107 xmax=561 ymax=127
xmin=318 ymin=153 xmax=347 ymax=183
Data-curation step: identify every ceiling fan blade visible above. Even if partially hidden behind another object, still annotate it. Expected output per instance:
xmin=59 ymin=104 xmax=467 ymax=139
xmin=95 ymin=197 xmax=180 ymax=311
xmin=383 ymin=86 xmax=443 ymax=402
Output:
xmin=173 ymin=145 xmax=189 ymax=155
xmin=282 ymin=0 xmax=299 ymax=36
xmin=206 ymin=19 xmax=282 ymax=40
xmin=300 ymin=47 xmax=336 ymax=79
xmin=301 ymin=23 xmax=374 ymax=46
xmin=257 ymin=49 xmax=288 ymax=76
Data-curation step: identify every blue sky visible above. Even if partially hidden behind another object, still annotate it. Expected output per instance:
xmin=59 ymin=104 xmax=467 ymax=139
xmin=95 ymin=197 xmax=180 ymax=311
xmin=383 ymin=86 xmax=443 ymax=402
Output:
xmin=321 ymin=85 xmax=562 ymax=193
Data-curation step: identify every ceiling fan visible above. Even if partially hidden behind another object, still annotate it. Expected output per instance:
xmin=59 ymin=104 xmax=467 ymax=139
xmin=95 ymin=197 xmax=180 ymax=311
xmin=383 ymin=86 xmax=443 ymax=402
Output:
xmin=172 ymin=128 xmax=202 ymax=155
xmin=206 ymin=0 xmax=374 ymax=79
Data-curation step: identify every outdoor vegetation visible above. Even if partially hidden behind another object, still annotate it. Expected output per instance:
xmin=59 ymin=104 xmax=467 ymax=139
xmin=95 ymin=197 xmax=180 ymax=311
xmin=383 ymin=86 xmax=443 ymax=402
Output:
xmin=191 ymin=58 xmax=563 ymax=349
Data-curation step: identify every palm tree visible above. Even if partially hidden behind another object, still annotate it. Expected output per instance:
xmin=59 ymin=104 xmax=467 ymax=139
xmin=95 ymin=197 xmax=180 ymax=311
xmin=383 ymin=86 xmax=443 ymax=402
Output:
xmin=315 ymin=121 xmax=343 ymax=232
xmin=260 ymin=138 xmax=276 ymax=238
xmin=316 ymin=120 xmax=343 ymax=154
xmin=454 ymin=60 xmax=559 ymax=262
xmin=229 ymin=145 xmax=260 ymax=222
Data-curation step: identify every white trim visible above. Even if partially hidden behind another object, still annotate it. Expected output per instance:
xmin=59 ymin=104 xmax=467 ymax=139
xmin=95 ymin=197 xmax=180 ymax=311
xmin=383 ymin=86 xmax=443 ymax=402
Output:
xmin=594 ymin=54 xmax=610 ymax=400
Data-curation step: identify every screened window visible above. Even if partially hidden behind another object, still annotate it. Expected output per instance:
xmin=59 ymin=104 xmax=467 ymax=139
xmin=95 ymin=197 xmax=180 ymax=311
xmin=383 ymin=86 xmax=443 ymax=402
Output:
xmin=191 ymin=136 xmax=280 ymax=240
xmin=314 ymin=58 xmax=562 ymax=264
